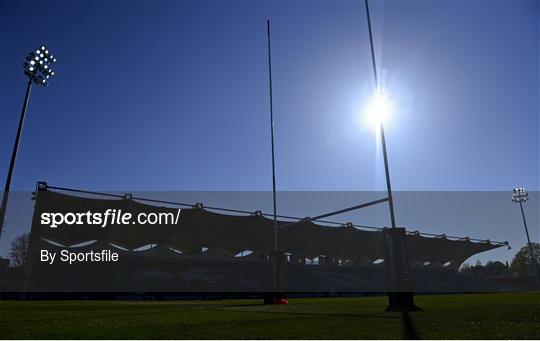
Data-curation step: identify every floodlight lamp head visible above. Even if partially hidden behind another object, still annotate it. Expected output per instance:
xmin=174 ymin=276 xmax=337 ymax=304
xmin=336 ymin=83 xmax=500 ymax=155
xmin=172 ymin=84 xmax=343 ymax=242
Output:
xmin=23 ymin=45 xmax=56 ymax=86
xmin=511 ymin=187 xmax=529 ymax=203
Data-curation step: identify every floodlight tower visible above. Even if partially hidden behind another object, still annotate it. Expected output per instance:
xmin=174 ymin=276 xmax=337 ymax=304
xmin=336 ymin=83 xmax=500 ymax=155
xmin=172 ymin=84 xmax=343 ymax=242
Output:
xmin=511 ymin=187 xmax=539 ymax=284
xmin=0 ymin=45 xmax=56 ymax=240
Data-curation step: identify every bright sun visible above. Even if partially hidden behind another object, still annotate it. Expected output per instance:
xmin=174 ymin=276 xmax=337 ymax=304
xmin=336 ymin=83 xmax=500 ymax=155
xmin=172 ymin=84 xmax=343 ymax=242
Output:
xmin=364 ymin=88 xmax=392 ymax=132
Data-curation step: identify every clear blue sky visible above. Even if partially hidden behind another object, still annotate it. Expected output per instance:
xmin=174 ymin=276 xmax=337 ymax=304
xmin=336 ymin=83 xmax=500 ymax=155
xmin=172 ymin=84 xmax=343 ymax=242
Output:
xmin=0 ymin=1 xmax=538 ymax=263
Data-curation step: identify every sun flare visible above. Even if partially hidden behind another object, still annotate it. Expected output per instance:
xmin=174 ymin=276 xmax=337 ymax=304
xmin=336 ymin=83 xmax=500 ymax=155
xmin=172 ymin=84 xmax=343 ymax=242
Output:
xmin=364 ymin=88 xmax=392 ymax=132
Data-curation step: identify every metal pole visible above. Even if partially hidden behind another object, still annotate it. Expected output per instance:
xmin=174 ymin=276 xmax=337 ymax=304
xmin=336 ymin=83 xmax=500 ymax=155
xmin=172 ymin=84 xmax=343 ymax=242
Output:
xmin=267 ymin=19 xmax=279 ymax=294
xmin=519 ymin=202 xmax=539 ymax=284
xmin=364 ymin=0 xmax=418 ymax=311
xmin=267 ymin=20 xmax=278 ymax=252
xmin=365 ymin=0 xmax=396 ymax=228
xmin=380 ymin=125 xmax=396 ymax=228
xmin=0 ymin=77 xmax=33 ymax=240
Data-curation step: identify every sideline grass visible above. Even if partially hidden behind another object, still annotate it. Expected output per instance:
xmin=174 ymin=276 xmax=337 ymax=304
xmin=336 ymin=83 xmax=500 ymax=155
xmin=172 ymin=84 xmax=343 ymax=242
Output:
xmin=1 ymin=292 xmax=538 ymax=339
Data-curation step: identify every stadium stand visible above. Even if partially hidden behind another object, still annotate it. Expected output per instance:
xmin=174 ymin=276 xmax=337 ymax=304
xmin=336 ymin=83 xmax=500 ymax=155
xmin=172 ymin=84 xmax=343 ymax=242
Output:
xmin=25 ymin=189 xmax=508 ymax=293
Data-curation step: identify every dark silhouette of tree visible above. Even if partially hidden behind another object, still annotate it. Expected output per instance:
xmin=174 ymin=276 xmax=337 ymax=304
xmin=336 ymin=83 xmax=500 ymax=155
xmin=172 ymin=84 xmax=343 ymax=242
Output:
xmin=484 ymin=261 xmax=508 ymax=276
xmin=9 ymin=233 xmax=29 ymax=268
xmin=460 ymin=260 xmax=510 ymax=276
xmin=510 ymin=243 xmax=539 ymax=277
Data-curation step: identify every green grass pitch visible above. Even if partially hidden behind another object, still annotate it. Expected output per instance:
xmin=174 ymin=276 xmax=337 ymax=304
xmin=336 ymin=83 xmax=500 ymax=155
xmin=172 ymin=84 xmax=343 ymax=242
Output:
xmin=1 ymin=292 xmax=538 ymax=339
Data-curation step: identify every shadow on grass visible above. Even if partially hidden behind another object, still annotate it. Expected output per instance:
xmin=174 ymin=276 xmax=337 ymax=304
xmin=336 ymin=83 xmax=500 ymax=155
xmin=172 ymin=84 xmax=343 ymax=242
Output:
xmin=221 ymin=302 xmax=422 ymax=339
xmin=402 ymin=311 xmax=420 ymax=339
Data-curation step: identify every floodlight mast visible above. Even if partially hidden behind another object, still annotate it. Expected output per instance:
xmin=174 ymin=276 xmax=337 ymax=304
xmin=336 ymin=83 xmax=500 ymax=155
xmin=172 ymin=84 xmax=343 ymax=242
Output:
xmin=511 ymin=187 xmax=539 ymax=285
xmin=0 ymin=45 xmax=56 ymax=243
